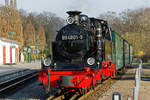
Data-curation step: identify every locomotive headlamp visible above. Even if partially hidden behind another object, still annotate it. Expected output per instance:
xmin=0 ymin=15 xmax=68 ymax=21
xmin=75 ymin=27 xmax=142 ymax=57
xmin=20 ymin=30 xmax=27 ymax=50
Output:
xmin=43 ymin=57 xmax=51 ymax=67
xmin=101 ymin=21 xmax=104 ymax=24
xmin=67 ymin=17 xmax=75 ymax=24
xmin=87 ymin=57 xmax=95 ymax=65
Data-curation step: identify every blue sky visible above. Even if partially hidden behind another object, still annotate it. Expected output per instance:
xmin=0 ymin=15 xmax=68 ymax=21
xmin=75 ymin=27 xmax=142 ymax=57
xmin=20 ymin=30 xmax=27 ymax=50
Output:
xmin=1 ymin=0 xmax=150 ymax=18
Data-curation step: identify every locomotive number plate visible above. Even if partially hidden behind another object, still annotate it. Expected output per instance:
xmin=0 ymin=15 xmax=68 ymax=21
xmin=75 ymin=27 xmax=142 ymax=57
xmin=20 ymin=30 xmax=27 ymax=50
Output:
xmin=62 ymin=35 xmax=83 ymax=40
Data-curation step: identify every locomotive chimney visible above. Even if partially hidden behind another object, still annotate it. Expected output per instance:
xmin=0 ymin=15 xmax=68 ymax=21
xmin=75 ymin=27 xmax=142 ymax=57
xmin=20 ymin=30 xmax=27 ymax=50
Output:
xmin=67 ymin=11 xmax=81 ymax=16
xmin=66 ymin=11 xmax=81 ymax=25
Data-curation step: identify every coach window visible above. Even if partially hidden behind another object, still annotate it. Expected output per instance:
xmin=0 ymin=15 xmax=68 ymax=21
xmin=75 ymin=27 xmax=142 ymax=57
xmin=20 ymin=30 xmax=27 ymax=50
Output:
xmin=104 ymin=27 xmax=112 ymax=41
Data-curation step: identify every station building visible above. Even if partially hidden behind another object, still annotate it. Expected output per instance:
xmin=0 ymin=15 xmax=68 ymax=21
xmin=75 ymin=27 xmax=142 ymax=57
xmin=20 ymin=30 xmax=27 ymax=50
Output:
xmin=0 ymin=38 xmax=19 ymax=65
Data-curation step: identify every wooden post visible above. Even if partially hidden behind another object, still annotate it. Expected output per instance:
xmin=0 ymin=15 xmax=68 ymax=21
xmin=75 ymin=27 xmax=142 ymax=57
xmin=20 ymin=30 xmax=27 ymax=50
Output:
xmin=14 ymin=0 xmax=17 ymax=8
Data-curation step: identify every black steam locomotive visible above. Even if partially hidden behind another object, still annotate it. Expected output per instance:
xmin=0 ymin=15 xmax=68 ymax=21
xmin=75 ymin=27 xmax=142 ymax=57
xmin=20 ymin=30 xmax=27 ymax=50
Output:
xmin=39 ymin=11 xmax=132 ymax=95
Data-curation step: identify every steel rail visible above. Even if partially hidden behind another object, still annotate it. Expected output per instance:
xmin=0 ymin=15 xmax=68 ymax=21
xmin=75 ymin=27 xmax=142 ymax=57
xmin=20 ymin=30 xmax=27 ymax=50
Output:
xmin=0 ymin=69 xmax=29 ymax=83
xmin=0 ymin=70 xmax=38 ymax=96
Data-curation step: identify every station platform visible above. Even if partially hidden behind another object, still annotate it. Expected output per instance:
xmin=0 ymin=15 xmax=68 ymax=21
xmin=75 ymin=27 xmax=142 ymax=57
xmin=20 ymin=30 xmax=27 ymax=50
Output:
xmin=0 ymin=61 xmax=40 ymax=76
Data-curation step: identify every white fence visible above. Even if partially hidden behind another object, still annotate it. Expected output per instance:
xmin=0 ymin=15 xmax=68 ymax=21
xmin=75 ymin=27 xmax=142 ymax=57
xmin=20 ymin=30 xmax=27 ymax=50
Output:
xmin=133 ymin=60 xmax=142 ymax=100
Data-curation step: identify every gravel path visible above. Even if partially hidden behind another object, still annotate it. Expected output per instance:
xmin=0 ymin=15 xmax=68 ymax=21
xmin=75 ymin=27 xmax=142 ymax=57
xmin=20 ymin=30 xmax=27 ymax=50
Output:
xmin=97 ymin=65 xmax=136 ymax=100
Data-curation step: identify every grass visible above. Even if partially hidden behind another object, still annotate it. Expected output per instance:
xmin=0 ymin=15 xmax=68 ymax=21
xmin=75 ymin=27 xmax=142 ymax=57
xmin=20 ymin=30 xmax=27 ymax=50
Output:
xmin=142 ymin=74 xmax=150 ymax=77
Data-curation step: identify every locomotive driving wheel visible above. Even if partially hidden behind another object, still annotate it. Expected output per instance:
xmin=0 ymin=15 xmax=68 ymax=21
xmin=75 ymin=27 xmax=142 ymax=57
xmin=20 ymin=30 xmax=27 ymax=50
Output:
xmin=92 ymin=73 xmax=95 ymax=89
xmin=81 ymin=87 xmax=88 ymax=95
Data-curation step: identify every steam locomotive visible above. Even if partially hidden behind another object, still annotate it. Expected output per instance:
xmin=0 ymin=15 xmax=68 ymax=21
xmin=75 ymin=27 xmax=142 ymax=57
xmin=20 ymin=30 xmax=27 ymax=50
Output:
xmin=39 ymin=11 xmax=133 ymax=94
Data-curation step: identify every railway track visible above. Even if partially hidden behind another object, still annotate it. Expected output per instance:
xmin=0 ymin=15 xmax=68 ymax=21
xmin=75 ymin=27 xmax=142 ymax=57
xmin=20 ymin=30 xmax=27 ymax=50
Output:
xmin=45 ymin=79 xmax=115 ymax=100
xmin=78 ymin=79 xmax=114 ymax=100
xmin=0 ymin=69 xmax=38 ymax=97
xmin=47 ymin=91 xmax=77 ymax=100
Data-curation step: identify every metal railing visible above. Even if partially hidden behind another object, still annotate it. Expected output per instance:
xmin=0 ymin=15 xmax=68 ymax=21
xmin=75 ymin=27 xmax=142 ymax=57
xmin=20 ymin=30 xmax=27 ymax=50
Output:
xmin=133 ymin=60 xmax=142 ymax=100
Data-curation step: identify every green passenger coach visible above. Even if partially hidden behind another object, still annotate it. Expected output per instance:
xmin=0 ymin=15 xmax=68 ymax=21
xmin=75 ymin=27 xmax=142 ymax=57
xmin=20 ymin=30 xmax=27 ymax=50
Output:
xmin=112 ymin=31 xmax=132 ymax=71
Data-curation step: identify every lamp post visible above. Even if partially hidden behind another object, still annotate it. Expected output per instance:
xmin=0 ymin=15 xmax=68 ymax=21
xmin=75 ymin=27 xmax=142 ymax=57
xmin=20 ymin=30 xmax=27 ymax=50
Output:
xmin=27 ymin=38 xmax=32 ymax=63
xmin=36 ymin=43 xmax=41 ymax=60
xmin=8 ymin=32 xmax=14 ymax=65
